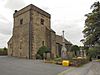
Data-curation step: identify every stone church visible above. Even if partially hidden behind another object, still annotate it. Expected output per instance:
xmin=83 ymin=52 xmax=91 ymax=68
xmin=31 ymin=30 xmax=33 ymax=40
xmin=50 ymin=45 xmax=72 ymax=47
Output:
xmin=8 ymin=4 xmax=72 ymax=59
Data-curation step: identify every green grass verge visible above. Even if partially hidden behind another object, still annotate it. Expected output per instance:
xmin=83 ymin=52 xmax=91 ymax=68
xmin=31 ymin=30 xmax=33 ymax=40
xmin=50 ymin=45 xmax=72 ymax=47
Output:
xmin=96 ymin=59 xmax=100 ymax=62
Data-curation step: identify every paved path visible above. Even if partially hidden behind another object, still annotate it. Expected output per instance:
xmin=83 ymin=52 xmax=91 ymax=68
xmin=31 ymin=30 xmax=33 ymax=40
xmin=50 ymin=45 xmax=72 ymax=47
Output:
xmin=63 ymin=61 xmax=100 ymax=75
xmin=0 ymin=56 xmax=69 ymax=75
xmin=87 ymin=61 xmax=100 ymax=75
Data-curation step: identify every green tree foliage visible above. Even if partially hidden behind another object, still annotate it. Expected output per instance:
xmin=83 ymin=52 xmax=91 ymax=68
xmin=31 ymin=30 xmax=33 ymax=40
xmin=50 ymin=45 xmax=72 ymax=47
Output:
xmin=37 ymin=46 xmax=50 ymax=59
xmin=0 ymin=47 xmax=7 ymax=55
xmin=88 ymin=47 xmax=97 ymax=58
xmin=83 ymin=1 xmax=100 ymax=46
xmin=88 ymin=46 xmax=100 ymax=59
xmin=83 ymin=1 xmax=100 ymax=59
xmin=70 ymin=45 xmax=80 ymax=56
xmin=3 ymin=47 xmax=7 ymax=51
xmin=0 ymin=47 xmax=7 ymax=51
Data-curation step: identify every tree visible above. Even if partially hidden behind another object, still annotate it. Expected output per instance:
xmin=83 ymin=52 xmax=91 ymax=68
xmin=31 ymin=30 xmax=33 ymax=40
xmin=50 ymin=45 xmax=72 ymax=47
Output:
xmin=70 ymin=45 xmax=80 ymax=57
xmin=3 ymin=47 xmax=7 ymax=51
xmin=83 ymin=1 xmax=100 ymax=59
xmin=80 ymin=39 xmax=85 ymax=44
xmin=83 ymin=1 xmax=100 ymax=47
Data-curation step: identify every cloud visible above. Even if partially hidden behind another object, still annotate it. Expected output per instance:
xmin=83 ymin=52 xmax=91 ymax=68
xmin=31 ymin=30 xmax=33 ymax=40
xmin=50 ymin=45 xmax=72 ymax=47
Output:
xmin=0 ymin=9 xmax=12 ymax=35
xmin=42 ymin=6 xmax=50 ymax=11
xmin=0 ymin=15 xmax=9 ymax=22
xmin=0 ymin=33 xmax=11 ymax=48
xmin=0 ymin=21 xmax=12 ymax=35
xmin=51 ymin=18 xmax=84 ymax=45
xmin=5 ymin=0 xmax=25 ymax=10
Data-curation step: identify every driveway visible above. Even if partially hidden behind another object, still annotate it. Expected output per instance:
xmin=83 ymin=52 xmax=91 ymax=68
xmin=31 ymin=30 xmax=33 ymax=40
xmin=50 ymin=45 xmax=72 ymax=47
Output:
xmin=0 ymin=56 xmax=69 ymax=75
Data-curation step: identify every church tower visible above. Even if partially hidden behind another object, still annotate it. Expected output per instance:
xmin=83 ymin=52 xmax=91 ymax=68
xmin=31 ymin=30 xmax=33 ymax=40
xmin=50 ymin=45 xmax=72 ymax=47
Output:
xmin=8 ymin=4 xmax=51 ymax=59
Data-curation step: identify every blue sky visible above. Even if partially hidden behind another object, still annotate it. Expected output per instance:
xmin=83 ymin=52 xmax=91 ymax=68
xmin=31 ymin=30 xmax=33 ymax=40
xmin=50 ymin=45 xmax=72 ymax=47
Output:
xmin=0 ymin=0 xmax=98 ymax=47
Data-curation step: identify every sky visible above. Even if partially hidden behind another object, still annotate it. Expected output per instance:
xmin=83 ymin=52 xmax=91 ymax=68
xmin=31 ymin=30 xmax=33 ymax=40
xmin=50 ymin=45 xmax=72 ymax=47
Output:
xmin=0 ymin=0 xmax=99 ymax=48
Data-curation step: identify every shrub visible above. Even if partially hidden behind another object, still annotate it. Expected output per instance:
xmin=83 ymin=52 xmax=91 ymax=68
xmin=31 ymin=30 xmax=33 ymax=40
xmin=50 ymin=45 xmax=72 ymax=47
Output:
xmin=37 ymin=46 xmax=50 ymax=59
xmin=54 ymin=57 xmax=62 ymax=65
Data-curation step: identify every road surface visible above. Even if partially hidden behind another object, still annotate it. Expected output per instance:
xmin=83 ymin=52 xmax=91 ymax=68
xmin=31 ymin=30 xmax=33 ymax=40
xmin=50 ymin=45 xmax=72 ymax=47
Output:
xmin=0 ymin=56 xmax=69 ymax=75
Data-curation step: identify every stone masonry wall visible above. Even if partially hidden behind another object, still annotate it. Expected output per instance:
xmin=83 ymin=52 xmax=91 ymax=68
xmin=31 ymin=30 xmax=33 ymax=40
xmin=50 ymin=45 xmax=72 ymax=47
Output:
xmin=31 ymin=9 xmax=51 ymax=58
xmin=9 ymin=10 xmax=30 ymax=58
xmin=51 ymin=30 xmax=56 ymax=58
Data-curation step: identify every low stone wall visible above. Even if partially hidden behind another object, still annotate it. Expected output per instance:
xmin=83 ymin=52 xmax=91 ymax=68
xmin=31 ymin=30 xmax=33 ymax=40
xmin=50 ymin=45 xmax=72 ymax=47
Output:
xmin=70 ymin=58 xmax=89 ymax=67
xmin=0 ymin=50 xmax=7 ymax=55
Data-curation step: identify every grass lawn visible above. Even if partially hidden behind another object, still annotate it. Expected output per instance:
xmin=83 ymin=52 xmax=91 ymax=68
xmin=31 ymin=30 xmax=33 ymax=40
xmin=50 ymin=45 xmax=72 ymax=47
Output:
xmin=96 ymin=59 xmax=100 ymax=62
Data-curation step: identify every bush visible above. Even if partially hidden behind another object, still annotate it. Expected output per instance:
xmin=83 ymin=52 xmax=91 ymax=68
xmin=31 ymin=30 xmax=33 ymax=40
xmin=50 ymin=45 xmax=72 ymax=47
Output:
xmin=54 ymin=57 xmax=62 ymax=61
xmin=87 ymin=47 xmax=100 ymax=60
xmin=36 ymin=54 xmax=42 ymax=59
xmin=37 ymin=46 xmax=50 ymax=59
xmin=54 ymin=57 xmax=62 ymax=65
